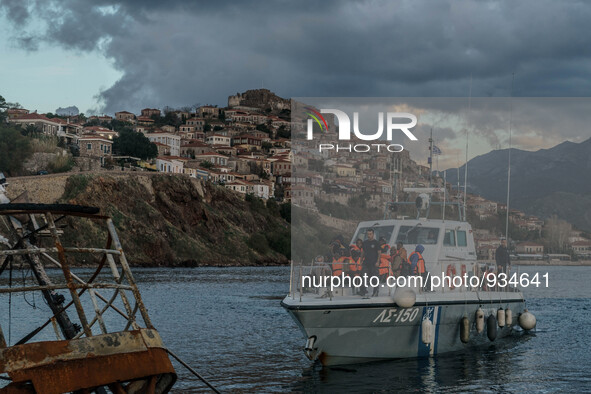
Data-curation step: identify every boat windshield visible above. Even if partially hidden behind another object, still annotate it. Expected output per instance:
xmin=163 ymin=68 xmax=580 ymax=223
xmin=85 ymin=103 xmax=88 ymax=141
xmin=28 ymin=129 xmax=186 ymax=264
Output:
xmin=396 ymin=226 xmax=440 ymax=245
xmin=354 ymin=225 xmax=395 ymax=244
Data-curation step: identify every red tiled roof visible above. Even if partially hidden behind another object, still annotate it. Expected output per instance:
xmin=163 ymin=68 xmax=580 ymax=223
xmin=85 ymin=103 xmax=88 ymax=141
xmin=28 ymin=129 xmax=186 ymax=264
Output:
xmin=181 ymin=142 xmax=208 ymax=147
xmin=78 ymin=135 xmax=113 ymax=142
xmin=11 ymin=113 xmax=55 ymax=122
xmin=195 ymin=152 xmax=228 ymax=157
xmin=156 ymin=156 xmax=188 ymax=161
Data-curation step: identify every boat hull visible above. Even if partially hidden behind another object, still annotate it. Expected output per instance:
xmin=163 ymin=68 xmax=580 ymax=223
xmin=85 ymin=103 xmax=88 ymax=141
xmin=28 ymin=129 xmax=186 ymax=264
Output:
xmin=282 ymin=294 xmax=525 ymax=366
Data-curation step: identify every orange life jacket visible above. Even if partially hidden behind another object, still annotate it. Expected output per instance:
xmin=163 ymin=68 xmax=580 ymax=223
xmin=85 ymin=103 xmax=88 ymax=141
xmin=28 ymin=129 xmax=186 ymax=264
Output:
xmin=349 ymin=245 xmax=362 ymax=273
xmin=378 ymin=245 xmax=391 ymax=275
xmin=408 ymin=251 xmax=425 ymax=274
xmin=332 ymin=256 xmax=352 ymax=276
xmin=378 ymin=253 xmax=391 ymax=275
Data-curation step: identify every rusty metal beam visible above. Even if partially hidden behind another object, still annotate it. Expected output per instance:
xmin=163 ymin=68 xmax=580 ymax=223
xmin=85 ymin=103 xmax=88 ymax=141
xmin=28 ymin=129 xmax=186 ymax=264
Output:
xmin=0 ymin=247 xmax=122 ymax=256
xmin=106 ymin=218 xmax=153 ymax=329
xmin=46 ymin=212 xmax=92 ymax=337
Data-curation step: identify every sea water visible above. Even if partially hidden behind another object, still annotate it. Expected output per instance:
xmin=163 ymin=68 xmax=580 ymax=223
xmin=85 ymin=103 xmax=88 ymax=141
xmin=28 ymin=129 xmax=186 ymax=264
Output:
xmin=1 ymin=265 xmax=590 ymax=392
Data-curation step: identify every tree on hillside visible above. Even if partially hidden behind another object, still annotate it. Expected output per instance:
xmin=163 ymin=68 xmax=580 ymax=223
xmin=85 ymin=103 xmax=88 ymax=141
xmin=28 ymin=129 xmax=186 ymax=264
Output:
xmin=110 ymin=120 xmax=135 ymax=134
xmin=0 ymin=124 xmax=32 ymax=175
xmin=21 ymin=124 xmax=41 ymax=137
xmin=256 ymin=123 xmax=270 ymax=134
xmin=113 ymin=130 xmax=158 ymax=160
xmin=543 ymin=215 xmax=572 ymax=253
xmin=276 ymin=125 xmax=290 ymax=139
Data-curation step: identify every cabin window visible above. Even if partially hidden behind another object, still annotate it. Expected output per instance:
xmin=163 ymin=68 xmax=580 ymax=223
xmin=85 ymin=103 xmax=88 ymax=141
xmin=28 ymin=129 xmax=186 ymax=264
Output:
xmin=355 ymin=226 xmax=395 ymax=244
xmin=443 ymin=230 xmax=456 ymax=246
xmin=457 ymin=230 xmax=468 ymax=247
xmin=396 ymin=226 xmax=439 ymax=245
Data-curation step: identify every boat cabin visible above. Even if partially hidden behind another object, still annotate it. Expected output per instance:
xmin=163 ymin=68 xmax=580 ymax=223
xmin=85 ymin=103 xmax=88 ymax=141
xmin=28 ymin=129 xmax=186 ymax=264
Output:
xmin=350 ymin=218 xmax=477 ymax=270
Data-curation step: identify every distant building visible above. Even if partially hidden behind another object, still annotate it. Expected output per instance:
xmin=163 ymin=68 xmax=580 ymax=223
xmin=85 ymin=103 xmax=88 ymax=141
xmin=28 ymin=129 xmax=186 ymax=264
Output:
xmin=232 ymin=134 xmax=262 ymax=151
xmin=137 ymin=116 xmax=155 ymax=126
xmin=147 ymin=132 xmax=181 ymax=156
xmin=9 ymin=113 xmax=65 ymax=136
xmin=197 ymin=106 xmax=220 ymax=118
xmin=141 ymin=108 xmax=161 ymax=118
xmin=186 ymin=118 xmax=206 ymax=131
xmin=115 ymin=111 xmax=136 ymax=122
xmin=83 ymin=126 xmax=118 ymax=140
xmin=515 ymin=242 xmax=544 ymax=254
xmin=194 ymin=153 xmax=228 ymax=166
xmin=88 ymin=115 xmax=113 ymax=123
xmin=271 ymin=158 xmax=292 ymax=176
xmin=181 ymin=141 xmax=212 ymax=157
xmin=76 ymin=135 xmax=113 ymax=166
xmin=6 ymin=108 xmax=30 ymax=119
xmin=205 ymin=134 xmax=231 ymax=147
xmin=161 ymin=125 xmax=176 ymax=133
xmin=334 ymin=163 xmax=356 ymax=177
xmin=571 ymin=241 xmax=591 ymax=258
xmin=156 ymin=156 xmax=187 ymax=174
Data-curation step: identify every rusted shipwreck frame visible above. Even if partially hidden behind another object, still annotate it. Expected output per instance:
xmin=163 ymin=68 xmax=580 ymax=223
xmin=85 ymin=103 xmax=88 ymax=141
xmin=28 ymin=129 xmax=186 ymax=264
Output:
xmin=0 ymin=203 xmax=177 ymax=394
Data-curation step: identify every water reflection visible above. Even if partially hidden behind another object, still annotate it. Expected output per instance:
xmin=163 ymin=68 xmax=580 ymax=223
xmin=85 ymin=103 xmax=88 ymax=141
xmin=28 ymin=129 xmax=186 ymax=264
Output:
xmin=294 ymin=335 xmax=532 ymax=393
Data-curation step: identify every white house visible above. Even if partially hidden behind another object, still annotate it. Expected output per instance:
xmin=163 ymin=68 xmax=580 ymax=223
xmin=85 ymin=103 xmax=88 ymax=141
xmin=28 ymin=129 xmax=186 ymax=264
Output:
xmin=205 ymin=134 xmax=231 ymax=147
xmin=147 ymin=132 xmax=181 ymax=156
xmin=156 ymin=156 xmax=187 ymax=174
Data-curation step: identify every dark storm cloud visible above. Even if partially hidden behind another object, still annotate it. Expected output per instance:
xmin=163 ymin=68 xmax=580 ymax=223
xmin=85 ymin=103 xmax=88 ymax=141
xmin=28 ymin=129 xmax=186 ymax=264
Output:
xmin=3 ymin=0 xmax=591 ymax=116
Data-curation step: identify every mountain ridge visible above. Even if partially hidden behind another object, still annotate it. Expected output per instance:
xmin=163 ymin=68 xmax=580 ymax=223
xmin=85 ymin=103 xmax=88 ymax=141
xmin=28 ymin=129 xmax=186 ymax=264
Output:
xmin=441 ymin=137 xmax=591 ymax=231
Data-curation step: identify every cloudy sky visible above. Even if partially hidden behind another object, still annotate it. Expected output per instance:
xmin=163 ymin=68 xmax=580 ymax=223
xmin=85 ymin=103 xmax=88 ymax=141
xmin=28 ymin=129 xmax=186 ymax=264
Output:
xmin=1 ymin=0 xmax=590 ymax=165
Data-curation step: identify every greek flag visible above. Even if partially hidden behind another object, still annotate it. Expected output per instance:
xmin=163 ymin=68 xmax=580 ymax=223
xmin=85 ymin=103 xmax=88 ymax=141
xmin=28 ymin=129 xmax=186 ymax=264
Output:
xmin=432 ymin=145 xmax=442 ymax=155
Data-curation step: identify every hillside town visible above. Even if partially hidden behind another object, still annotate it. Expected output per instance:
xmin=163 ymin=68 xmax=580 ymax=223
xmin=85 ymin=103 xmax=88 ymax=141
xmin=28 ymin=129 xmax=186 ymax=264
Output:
xmin=2 ymin=89 xmax=590 ymax=262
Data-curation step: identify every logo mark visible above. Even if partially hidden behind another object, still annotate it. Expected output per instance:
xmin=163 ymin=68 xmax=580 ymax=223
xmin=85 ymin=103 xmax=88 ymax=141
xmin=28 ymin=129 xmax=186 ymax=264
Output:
xmin=305 ymin=107 xmax=328 ymax=132
xmin=306 ymin=109 xmax=418 ymax=141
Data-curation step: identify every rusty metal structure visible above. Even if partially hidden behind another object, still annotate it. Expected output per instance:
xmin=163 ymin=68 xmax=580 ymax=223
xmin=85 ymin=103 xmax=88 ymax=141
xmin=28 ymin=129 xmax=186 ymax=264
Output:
xmin=0 ymin=198 xmax=177 ymax=393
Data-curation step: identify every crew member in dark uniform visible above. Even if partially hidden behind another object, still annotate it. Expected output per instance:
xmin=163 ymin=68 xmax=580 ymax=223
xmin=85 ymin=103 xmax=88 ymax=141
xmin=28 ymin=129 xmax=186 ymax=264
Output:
xmin=496 ymin=238 xmax=511 ymax=274
xmin=360 ymin=228 xmax=380 ymax=297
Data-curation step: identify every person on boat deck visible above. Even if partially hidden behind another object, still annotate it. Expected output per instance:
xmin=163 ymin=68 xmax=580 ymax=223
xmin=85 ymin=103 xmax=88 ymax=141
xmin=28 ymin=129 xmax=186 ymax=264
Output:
xmin=330 ymin=235 xmax=349 ymax=258
xmin=391 ymin=241 xmax=408 ymax=277
xmin=331 ymin=249 xmax=354 ymax=277
xmin=349 ymin=238 xmax=363 ymax=277
xmin=331 ymin=249 xmax=345 ymax=277
xmin=496 ymin=238 xmax=511 ymax=274
xmin=359 ymin=229 xmax=380 ymax=296
xmin=426 ymin=230 xmax=438 ymax=244
xmin=374 ymin=239 xmax=392 ymax=296
xmin=408 ymin=244 xmax=427 ymax=287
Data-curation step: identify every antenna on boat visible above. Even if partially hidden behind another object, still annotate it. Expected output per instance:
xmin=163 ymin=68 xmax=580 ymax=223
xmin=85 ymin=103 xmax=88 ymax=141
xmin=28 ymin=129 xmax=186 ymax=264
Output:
xmin=505 ymin=73 xmax=515 ymax=241
xmin=463 ymin=74 xmax=473 ymax=221
xmin=442 ymin=170 xmax=446 ymax=221
xmin=428 ymin=128 xmax=433 ymax=188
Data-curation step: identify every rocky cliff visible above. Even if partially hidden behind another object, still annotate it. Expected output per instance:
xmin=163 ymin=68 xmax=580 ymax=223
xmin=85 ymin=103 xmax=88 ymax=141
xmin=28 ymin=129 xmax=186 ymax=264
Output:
xmin=10 ymin=173 xmax=290 ymax=266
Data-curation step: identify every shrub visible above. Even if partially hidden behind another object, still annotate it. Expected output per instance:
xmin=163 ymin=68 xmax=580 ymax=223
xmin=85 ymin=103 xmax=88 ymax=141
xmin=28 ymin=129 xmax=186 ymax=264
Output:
xmin=48 ymin=154 xmax=74 ymax=173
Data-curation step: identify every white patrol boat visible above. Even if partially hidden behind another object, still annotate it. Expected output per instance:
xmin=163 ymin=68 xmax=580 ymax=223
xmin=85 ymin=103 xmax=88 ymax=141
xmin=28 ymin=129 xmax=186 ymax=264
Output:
xmin=282 ymin=195 xmax=536 ymax=366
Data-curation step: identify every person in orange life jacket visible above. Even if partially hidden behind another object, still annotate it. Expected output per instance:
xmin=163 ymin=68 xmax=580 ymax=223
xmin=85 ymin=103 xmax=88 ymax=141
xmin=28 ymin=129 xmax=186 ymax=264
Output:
xmin=374 ymin=239 xmax=392 ymax=296
xmin=331 ymin=249 xmax=355 ymax=277
xmin=390 ymin=241 xmax=408 ymax=277
xmin=349 ymin=238 xmax=363 ymax=276
xmin=408 ymin=244 xmax=428 ymax=288
xmin=378 ymin=239 xmax=391 ymax=275
xmin=408 ymin=244 xmax=425 ymax=274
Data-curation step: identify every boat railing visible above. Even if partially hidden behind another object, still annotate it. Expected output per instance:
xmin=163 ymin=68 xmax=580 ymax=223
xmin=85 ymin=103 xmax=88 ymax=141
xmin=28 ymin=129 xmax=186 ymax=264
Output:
xmin=0 ymin=204 xmax=154 ymax=346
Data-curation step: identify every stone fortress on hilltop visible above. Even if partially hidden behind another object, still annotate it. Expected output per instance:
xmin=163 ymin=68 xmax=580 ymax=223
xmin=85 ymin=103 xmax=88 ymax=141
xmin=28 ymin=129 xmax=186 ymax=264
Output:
xmin=228 ymin=89 xmax=290 ymax=112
